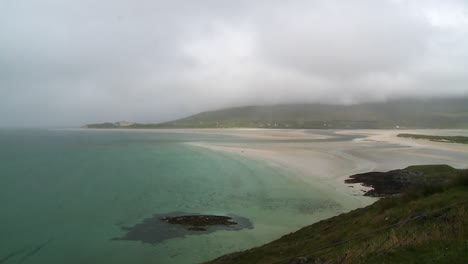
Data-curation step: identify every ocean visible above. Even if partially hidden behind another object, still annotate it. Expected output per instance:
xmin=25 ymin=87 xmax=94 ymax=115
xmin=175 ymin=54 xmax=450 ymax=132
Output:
xmin=0 ymin=129 xmax=346 ymax=264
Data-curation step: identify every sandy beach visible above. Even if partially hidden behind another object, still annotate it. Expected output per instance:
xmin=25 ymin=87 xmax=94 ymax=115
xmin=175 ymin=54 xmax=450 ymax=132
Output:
xmin=184 ymin=129 xmax=468 ymax=210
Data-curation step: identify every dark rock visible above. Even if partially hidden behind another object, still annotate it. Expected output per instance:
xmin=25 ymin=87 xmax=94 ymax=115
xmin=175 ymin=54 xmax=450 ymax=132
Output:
xmin=112 ymin=212 xmax=253 ymax=244
xmin=162 ymin=215 xmax=238 ymax=229
xmin=345 ymin=169 xmax=426 ymax=197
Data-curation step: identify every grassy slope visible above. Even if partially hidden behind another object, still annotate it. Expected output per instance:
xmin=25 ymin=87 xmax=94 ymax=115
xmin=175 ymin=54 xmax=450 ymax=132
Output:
xmin=207 ymin=165 xmax=468 ymax=264
xmin=398 ymin=134 xmax=468 ymax=144
xmin=86 ymin=98 xmax=468 ymax=129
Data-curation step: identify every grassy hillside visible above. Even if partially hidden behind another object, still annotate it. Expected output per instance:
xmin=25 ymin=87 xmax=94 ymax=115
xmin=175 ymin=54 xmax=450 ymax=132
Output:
xmin=85 ymin=97 xmax=468 ymax=129
xmin=207 ymin=165 xmax=468 ymax=264
xmin=398 ymin=134 xmax=468 ymax=144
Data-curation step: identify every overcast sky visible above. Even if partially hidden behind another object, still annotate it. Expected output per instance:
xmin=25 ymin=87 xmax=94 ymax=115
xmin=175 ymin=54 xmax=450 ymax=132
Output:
xmin=1 ymin=0 xmax=468 ymax=127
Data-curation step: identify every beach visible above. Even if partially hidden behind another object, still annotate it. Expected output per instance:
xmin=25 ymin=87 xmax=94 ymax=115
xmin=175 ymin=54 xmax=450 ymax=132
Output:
xmin=186 ymin=129 xmax=468 ymax=204
xmin=1 ymin=128 xmax=467 ymax=264
xmin=1 ymin=129 xmax=377 ymax=264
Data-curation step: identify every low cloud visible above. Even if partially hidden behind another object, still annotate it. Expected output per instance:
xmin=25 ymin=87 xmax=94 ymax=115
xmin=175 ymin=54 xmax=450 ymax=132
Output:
xmin=1 ymin=0 xmax=468 ymax=127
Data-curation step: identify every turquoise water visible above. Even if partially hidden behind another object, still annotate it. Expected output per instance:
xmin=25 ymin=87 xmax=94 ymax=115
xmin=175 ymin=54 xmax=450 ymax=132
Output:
xmin=0 ymin=129 xmax=344 ymax=264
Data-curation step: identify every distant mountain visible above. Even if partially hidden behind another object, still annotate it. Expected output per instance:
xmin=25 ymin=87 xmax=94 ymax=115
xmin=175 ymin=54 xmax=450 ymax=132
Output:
xmin=84 ymin=121 xmax=135 ymax=128
xmin=85 ymin=97 xmax=468 ymax=129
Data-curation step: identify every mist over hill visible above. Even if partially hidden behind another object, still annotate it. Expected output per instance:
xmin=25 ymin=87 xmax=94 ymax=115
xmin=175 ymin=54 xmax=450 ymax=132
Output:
xmin=86 ymin=97 xmax=468 ymax=129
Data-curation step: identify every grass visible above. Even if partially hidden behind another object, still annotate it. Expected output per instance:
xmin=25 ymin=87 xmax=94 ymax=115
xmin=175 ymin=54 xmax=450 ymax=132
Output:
xmin=207 ymin=166 xmax=468 ymax=264
xmin=398 ymin=134 xmax=468 ymax=144
xmin=405 ymin=164 xmax=457 ymax=176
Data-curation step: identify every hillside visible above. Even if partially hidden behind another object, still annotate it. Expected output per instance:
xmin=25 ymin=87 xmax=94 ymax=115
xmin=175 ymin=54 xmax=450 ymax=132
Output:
xmin=397 ymin=134 xmax=468 ymax=144
xmin=207 ymin=165 xmax=468 ymax=264
xmin=85 ymin=98 xmax=468 ymax=129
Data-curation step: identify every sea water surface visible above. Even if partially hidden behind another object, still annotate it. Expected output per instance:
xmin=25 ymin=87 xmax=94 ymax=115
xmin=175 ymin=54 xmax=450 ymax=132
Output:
xmin=1 ymin=129 xmax=347 ymax=264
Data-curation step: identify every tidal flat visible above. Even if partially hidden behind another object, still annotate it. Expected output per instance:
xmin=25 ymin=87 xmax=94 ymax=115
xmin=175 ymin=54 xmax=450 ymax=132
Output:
xmin=1 ymin=128 xmax=467 ymax=263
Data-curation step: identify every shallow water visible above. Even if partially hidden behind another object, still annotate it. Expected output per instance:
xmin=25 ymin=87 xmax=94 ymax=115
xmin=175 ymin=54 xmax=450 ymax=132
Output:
xmin=0 ymin=129 xmax=349 ymax=264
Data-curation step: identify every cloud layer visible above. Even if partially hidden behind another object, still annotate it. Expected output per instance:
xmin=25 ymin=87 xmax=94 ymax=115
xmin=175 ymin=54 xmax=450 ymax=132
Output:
xmin=1 ymin=0 xmax=468 ymax=127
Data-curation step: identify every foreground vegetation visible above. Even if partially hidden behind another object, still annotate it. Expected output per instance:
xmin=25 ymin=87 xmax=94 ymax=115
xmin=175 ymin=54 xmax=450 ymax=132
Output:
xmin=398 ymin=134 xmax=468 ymax=144
xmin=207 ymin=165 xmax=468 ymax=264
xmin=85 ymin=98 xmax=468 ymax=129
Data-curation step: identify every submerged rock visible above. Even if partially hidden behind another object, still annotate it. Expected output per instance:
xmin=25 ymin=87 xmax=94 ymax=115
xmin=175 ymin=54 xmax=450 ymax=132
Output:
xmin=161 ymin=215 xmax=238 ymax=230
xmin=112 ymin=212 xmax=253 ymax=244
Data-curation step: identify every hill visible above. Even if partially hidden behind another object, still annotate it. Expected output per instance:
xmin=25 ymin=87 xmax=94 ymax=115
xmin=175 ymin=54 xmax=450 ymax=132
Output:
xmin=397 ymin=134 xmax=468 ymax=144
xmin=85 ymin=98 xmax=468 ymax=129
xmin=207 ymin=165 xmax=468 ymax=264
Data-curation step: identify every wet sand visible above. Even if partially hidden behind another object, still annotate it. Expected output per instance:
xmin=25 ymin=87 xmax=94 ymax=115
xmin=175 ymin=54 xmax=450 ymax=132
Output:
xmin=186 ymin=129 xmax=468 ymax=207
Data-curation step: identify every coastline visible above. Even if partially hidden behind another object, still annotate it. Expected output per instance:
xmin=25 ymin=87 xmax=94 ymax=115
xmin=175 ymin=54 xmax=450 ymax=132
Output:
xmin=185 ymin=129 xmax=468 ymax=213
xmin=56 ymin=127 xmax=468 ymax=263
xmin=74 ymin=127 xmax=468 ymax=208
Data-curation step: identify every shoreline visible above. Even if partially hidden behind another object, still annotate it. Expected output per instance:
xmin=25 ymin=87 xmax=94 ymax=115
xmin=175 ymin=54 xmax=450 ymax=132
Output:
xmin=185 ymin=129 xmax=468 ymax=213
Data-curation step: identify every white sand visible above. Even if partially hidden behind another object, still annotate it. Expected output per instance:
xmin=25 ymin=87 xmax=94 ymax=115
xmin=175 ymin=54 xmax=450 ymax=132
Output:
xmin=150 ymin=128 xmax=332 ymax=140
xmin=184 ymin=129 xmax=468 ymax=211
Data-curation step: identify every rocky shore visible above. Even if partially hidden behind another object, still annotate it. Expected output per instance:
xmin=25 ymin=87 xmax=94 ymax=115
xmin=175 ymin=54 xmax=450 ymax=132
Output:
xmin=345 ymin=165 xmax=456 ymax=197
xmin=345 ymin=169 xmax=425 ymax=197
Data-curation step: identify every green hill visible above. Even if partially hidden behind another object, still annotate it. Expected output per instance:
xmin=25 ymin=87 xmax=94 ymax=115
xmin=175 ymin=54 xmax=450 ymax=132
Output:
xmin=85 ymin=97 xmax=468 ymax=129
xmin=207 ymin=165 xmax=468 ymax=264
xmin=398 ymin=134 xmax=468 ymax=144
